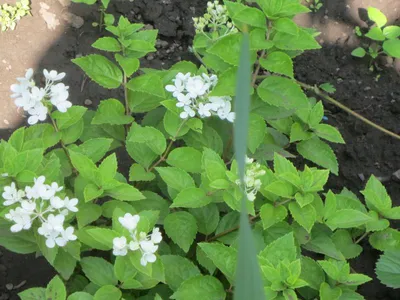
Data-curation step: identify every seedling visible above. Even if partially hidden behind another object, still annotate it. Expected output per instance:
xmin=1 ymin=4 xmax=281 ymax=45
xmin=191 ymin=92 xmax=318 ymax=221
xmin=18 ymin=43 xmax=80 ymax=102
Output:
xmin=305 ymin=0 xmax=323 ymax=13
xmin=0 ymin=0 xmax=31 ymax=31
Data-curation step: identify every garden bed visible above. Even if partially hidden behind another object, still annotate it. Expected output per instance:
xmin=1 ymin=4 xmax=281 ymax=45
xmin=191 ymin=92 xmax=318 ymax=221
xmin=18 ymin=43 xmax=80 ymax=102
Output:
xmin=0 ymin=0 xmax=399 ymax=299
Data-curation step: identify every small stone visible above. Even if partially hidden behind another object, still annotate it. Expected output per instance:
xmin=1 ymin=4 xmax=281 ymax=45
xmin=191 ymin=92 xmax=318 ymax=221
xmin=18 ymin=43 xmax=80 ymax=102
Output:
xmin=63 ymin=13 xmax=84 ymax=29
xmin=3 ymin=119 xmax=9 ymax=125
xmin=364 ymin=86 xmax=371 ymax=91
xmin=178 ymin=46 xmax=183 ymax=51
xmin=5 ymin=284 xmax=13 ymax=291
xmin=160 ymin=40 xmax=169 ymax=48
xmin=358 ymin=173 xmax=365 ymax=181
xmin=146 ymin=54 xmax=155 ymax=61
xmin=323 ymin=15 xmax=329 ymax=20
xmin=75 ymin=53 xmax=83 ymax=58
xmin=144 ymin=24 xmax=154 ymax=30
xmin=84 ymin=99 xmax=92 ymax=106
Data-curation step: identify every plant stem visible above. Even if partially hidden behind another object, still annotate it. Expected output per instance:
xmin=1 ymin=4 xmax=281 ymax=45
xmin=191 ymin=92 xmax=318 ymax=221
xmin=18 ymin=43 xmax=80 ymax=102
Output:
xmin=48 ymin=114 xmax=76 ymax=174
xmin=355 ymin=232 xmax=369 ymax=244
xmin=124 ymin=73 xmax=130 ymax=117
xmin=147 ymin=121 xmax=186 ymax=172
xmin=251 ymin=50 xmax=265 ymax=87
xmin=296 ymin=81 xmax=400 ymax=141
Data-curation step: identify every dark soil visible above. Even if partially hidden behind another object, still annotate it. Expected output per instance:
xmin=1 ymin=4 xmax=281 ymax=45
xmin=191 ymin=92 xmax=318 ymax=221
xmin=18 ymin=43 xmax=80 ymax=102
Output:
xmin=1 ymin=0 xmax=400 ymax=299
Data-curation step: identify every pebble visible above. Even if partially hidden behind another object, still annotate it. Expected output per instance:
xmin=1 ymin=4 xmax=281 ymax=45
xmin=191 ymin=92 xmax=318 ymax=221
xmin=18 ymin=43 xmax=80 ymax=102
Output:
xmin=5 ymin=284 xmax=13 ymax=291
xmin=3 ymin=119 xmax=9 ymax=125
xmin=144 ymin=24 xmax=154 ymax=30
xmin=364 ymin=86 xmax=371 ymax=91
xmin=84 ymin=99 xmax=92 ymax=106
xmin=358 ymin=173 xmax=365 ymax=181
xmin=146 ymin=54 xmax=155 ymax=61
xmin=392 ymin=169 xmax=400 ymax=182
xmin=63 ymin=13 xmax=84 ymax=29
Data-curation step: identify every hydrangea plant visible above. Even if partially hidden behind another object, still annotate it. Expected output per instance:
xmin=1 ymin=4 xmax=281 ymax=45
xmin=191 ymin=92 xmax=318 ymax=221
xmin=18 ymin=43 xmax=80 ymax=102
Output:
xmin=1 ymin=0 xmax=400 ymax=299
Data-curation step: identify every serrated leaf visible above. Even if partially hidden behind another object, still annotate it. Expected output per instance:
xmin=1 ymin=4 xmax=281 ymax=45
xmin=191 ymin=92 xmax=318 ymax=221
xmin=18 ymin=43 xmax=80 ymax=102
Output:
xmin=259 ymin=232 xmax=298 ymax=267
xmin=170 ymin=275 xmax=226 ymax=300
xmin=257 ymin=76 xmax=308 ymax=109
xmin=300 ymin=256 xmax=325 ymax=290
xmin=72 ymin=54 xmax=122 ymax=89
xmin=225 ymin=1 xmax=266 ymax=29
xmin=93 ymin=285 xmax=121 ymax=300
xmin=273 ymin=29 xmax=321 ymax=51
xmin=361 ymin=175 xmax=392 ymax=213
xmin=92 ymin=37 xmax=121 ymax=52
xmin=258 ymin=0 xmax=309 ymax=19
xmin=166 ymin=147 xmax=202 ymax=173
xmin=376 ymin=251 xmax=400 ymax=288
xmin=104 ymin=182 xmax=144 ymax=201
xmin=161 ymin=255 xmax=201 ymax=291
xmin=260 ymin=51 xmax=293 ymax=78
xmin=92 ymin=99 xmax=133 ymax=125
xmin=189 ymin=204 xmax=220 ymax=235
xmin=78 ymin=138 xmax=112 ymax=163
xmin=369 ymin=228 xmax=400 ymax=251
xmin=126 ymin=73 xmax=165 ymax=98
xmin=260 ymin=203 xmax=288 ymax=229
xmin=320 ymin=282 xmax=342 ymax=300
xmin=52 ymin=106 xmax=87 ymax=130
xmin=129 ymin=163 xmax=156 ymax=181
xmin=208 ymin=33 xmax=242 ymax=66
xmin=127 ymin=123 xmax=166 ymax=155
xmin=156 ymin=167 xmax=195 ymax=194
xmin=289 ymin=202 xmax=316 ymax=233
xmin=115 ymin=54 xmax=139 ymax=77
xmin=297 ymin=137 xmax=338 ymax=175
xmin=199 ymin=243 xmax=237 ymax=283
xmin=46 ymin=275 xmax=67 ymax=300
xmin=164 ymin=212 xmax=197 ymax=252
xmin=248 ymin=113 xmax=266 ymax=153
xmin=331 ymin=229 xmax=362 ymax=259
xmin=81 ymin=257 xmax=118 ymax=286
xmin=273 ymin=17 xmax=299 ymax=35
xmin=290 ymin=122 xmax=312 ymax=142
xmin=314 ymin=124 xmax=345 ymax=143
xmin=319 ymin=83 xmax=336 ymax=94
xmin=326 ymin=209 xmax=372 ymax=230
xmin=171 ymin=187 xmax=211 ymax=208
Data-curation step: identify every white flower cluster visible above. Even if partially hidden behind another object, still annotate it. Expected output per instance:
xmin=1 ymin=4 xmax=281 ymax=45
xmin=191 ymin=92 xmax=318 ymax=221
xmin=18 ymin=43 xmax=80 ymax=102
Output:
xmin=236 ymin=157 xmax=266 ymax=201
xmin=2 ymin=176 xmax=78 ymax=248
xmin=113 ymin=213 xmax=162 ymax=266
xmin=10 ymin=68 xmax=71 ymax=125
xmin=192 ymin=1 xmax=237 ymax=34
xmin=165 ymin=73 xmax=235 ymax=122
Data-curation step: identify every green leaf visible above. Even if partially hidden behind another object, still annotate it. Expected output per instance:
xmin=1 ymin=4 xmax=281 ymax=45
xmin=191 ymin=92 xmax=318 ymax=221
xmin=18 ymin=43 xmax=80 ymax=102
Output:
xmin=184 ymin=124 xmax=223 ymax=155
xmin=308 ymin=101 xmax=324 ymax=128
xmin=297 ymin=137 xmax=338 ymax=175
xmin=383 ymin=39 xmax=400 ymax=59
xmin=319 ymin=83 xmax=336 ymax=94
xmin=78 ymin=138 xmax=112 ymax=163
xmin=72 ymin=54 xmax=123 ymax=89
xmin=260 ymin=52 xmax=294 ymax=78
xmin=127 ymin=73 xmax=165 ymax=98
xmin=257 ymin=76 xmax=308 ymax=109
xmin=365 ymin=27 xmax=385 ymax=41
xmin=53 ymin=248 xmax=77 ymax=280
xmin=208 ymin=67 xmax=238 ymax=96
xmin=93 ymin=285 xmax=122 ymax=300
xmin=260 ymin=203 xmax=288 ymax=229
xmin=376 ymin=251 xmax=400 ymax=288
xmin=115 ymin=54 xmax=139 ymax=77
xmin=171 ymin=187 xmax=211 ymax=208
xmin=114 ymin=256 xmax=141 ymax=289
xmin=302 ymin=225 xmax=344 ymax=260
xmin=257 ymin=0 xmax=309 ymax=19
xmin=202 ymin=147 xmax=227 ymax=182
xmin=314 ymin=124 xmax=345 ymax=143
xmin=78 ymin=227 xmax=119 ymax=250
xmin=326 ymin=209 xmax=372 ymax=230
xmin=46 ymin=275 xmax=67 ymax=300
xmin=248 ymin=113 xmax=266 ymax=153
xmin=361 ymin=175 xmax=392 ymax=213
xmin=92 ymin=37 xmax=121 ymax=52
xmin=81 ymin=257 xmax=118 ymax=286
xmin=52 ymin=106 xmax=87 ymax=130
xmin=208 ymin=33 xmax=242 ymax=66
xmin=290 ymin=122 xmax=312 ymax=142
xmin=163 ymin=111 xmax=190 ymax=138
xmin=84 ymin=183 xmax=104 ymax=202
xmin=189 ymin=204 xmax=220 ymax=235
xmin=161 ymin=255 xmax=201 ymax=291
xmin=69 ymin=150 xmax=100 ymax=184
xmin=332 ymin=229 xmax=362 ymax=259
xmin=300 ymin=257 xmax=325 ymax=290
xmin=199 ymin=243 xmax=237 ymax=283
xmin=170 ymin=275 xmax=226 ymax=300
xmin=320 ymin=282 xmax=342 ymax=300
xmin=127 ymin=123 xmax=166 ymax=155
xmin=366 ymin=211 xmax=390 ymax=232
xmin=166 ymin=147 xmax=202 ymax=173
xmin=342 ymin=273 xmax=372 ymax=286
xmin=265 ymin=180 xmax=295 ymax=198
xmin=351 ymin=47 xmax=366 ymax=58
xmin=19 ymin=288 xmax=46 ymax=300
xmin=156 ymin=167 xmax=195 ymax=194
xmin=369 ymin=228 xmax=400 ymax=251
xmin=126 ymin=142 xmax=158 ymax=170
xmin=92 ymin=99 xmax=133 ymax=125
xmin=273 ymin=29 xmax=321 ymax=51
xmin=164 ymin=212 xmax=197 ymax=252
xmin=383 ymin=25 xmax=400 ymax=39
xmin=367 ymin=7 xmax=387 ymax=27
xmin=289 ymin=202 xmax=316 ymax=233
xmin=225 ymin=1 xmax=266 ymax=29
xmin=129 ymin=163 xmax=156 ymax=181
xmin=259 ymin=232 xmax=298 ymax=267
xmin=77 ymin=203 xmax=102 ymax=228
xmin=98 ymin=153 xmax=118 ymax=182
xmin=104 ymin=182 xmax=145 ymax=201
xmin=68 ymin=292 xmax=93 ymax=300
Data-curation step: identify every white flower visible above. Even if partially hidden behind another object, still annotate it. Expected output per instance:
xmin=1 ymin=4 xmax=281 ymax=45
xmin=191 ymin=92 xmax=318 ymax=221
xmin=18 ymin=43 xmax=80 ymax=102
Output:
xmin=176 ymin=93 xmax=192 ymax=108
xmin=208 ymin=96 xmax=226 ymax=111
xmin=20 ymin=200 xmax=36 ymax=213
xmin=50 ymin=196 xmax=65 ymax=209
xmin=30 ymin=86 xmax=46 ymax=103
xmin=202 ymin=73 xmax=218 ymax=87
xmin=150 ymin=227 xmax=162 ymax=244
xmin=129 ymin=241 xmax=140 ymax=251
xmin=63 ymin=197 xmax=78 ymax=212
xmin=217 ymin=101 xmax=235 ymax=123
xmin=6 ymin=207 xmax=32 ymax=232
xmin=166 ymin=76 xmax=186 ymax=97
xmin=46 ymin=214 xmax=65 ymax=232
xmin=27 ymin=103 xmax=48 ymax=125
xmin=186 ymin=76 xmax=209 ymax=98
xmin=55 ymin=227 xmax=77 ymax=247
xmin=139 ymin=240 xmax=158 ymax=266
xmin=25 ymin=176 xmax=47 ymax=200
xmin=14 ymin=91 xmax=36 ymax=111
xmin=1 ymin=173 xmax=8 ymax=177
xmin=2 ymin=183 xmax=25 ymax=206
xmin=180 ymin=106 xmax=196 ymax=119
xmin=10 ymin=68 xmax=34 ymax=98
xmin=43 ymin=182 xmax=63 ymax=200
xmin=198 ymin=103 xmax=212 ymax=117
xmin=38 ymin=223 xmax=61 ymax=248
xmin=43 ymin=69 xmax=66 ymax=82
xmin=113 ymin=236 xmax=128 ymax=256
xmin=50 ymin=83 xmax=71 ymax=113
xmin=119 ymin=213 xmax=140 ymax=231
